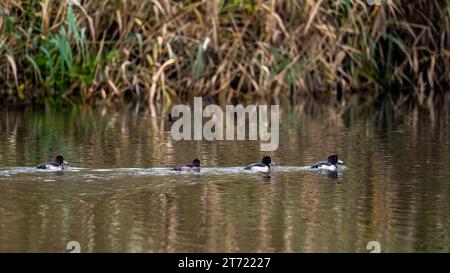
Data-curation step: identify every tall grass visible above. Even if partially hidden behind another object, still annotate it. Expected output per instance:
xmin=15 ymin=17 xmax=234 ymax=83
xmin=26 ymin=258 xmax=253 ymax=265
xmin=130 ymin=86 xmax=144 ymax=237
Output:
xmin=0 ymin=0 xmax=449 ymax=107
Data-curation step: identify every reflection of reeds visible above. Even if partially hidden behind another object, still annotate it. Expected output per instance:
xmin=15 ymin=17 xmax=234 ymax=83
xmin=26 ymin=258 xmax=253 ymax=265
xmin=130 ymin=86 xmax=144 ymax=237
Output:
xmin=0 ymin=1 xmax=449 ymax=106
xmin=1 ymin=103 xmax=450 ymax=252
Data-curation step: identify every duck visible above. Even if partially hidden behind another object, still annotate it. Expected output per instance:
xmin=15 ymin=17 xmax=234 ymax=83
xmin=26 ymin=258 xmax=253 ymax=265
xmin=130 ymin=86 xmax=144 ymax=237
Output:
xmin=243 ymin=156 xmax=274 ymax=173
xmin=172 ymin=159 xmax=201 ymax=173
xmin=37 ymin=155 xmax=68 ymax=170
xmin=310 ymin=155 xmax=343 ymax=171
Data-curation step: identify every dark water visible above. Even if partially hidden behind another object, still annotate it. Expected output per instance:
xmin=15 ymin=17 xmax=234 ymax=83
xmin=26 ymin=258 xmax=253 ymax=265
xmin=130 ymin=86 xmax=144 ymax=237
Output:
xmin=0 ymin=103 xmax=449 ymax=253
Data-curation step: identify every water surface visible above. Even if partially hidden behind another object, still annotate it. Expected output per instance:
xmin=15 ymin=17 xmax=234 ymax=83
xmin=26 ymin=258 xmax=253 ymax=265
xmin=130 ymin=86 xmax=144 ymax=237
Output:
xmin=0 ymin=103 xmax=449 ymax=252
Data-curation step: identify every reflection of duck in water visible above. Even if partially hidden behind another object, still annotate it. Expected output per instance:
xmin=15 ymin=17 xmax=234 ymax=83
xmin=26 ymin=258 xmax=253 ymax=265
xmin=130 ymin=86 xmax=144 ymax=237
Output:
xmin=172 ymin=159 xmax=201 ymax=173
xmin=37 ymin=155 xmax=68 ymax=170
xmin=310 ymin=155 xmax=343 ymax=171
xmin=243 ymin=156 xmax=275 ymax=173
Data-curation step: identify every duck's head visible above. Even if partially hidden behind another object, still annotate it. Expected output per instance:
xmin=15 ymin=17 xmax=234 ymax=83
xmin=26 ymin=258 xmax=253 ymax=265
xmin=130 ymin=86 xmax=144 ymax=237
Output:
xmin=328 ymin=155 xmax=339 ymax=165
xmin=55 ymin=155 xmax=68 ymax=165
xmin=192 ymin=159 xmax=201 ymax=167
xmin=262 ymin=156 xmax=272 ymax=166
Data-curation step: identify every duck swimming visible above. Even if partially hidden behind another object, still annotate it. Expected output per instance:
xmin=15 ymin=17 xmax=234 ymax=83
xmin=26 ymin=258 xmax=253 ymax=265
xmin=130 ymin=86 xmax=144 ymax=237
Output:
xmin=310 ymin=155 xmax=343 ymax=171
xmin=243 ymin=156 xmax=274 ymax=173
xmin=37 ymin=155 xmax=68 ymax=170
xmin=172 ymin=159 xmax=201 ymax=173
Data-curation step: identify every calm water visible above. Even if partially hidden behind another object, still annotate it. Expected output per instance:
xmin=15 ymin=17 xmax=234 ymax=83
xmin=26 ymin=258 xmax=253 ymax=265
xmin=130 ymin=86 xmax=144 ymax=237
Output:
xmin=0 ymin=103 xmax=449 ymax=253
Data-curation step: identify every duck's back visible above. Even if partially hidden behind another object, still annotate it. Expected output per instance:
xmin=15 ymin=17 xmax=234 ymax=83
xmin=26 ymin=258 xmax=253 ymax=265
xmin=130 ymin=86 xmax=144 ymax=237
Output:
xmin=37 ymin=161 xmax=60 ymax=170
xmin=244 ymin=162 xmax=269 ymax=172
xmin=173 ymin=164 xmax=200 ymax=172
xmin=311 ymin=160 xmax=329 ymax=169
xmin=311 ymin=160 xmax=336 ymax=170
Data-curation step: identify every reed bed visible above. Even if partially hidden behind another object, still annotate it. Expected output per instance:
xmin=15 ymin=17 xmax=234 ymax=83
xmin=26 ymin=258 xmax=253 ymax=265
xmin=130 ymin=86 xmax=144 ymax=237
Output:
xmin=0 ymin=0 xmax=449 ymax=107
